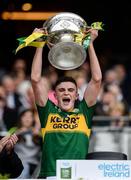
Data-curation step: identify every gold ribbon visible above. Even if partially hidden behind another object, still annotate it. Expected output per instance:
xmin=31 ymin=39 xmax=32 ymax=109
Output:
xmin=74 ymin=32 xmax=84 ymax=45
xmin=74 ymin=21 xmax=104 ymax=49
xmin=15 ymin=32 xmax=47 ymax=54
xmin=91 ymin=22 xmax=104 ymax=30
xmin=15 ymin=40 xmax=46 ymax=54
xmin=15 ymin=22 xmax=104 ymax=54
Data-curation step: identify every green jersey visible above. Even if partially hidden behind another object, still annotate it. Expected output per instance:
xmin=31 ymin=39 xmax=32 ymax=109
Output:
xmin=36 ymin=99 xmax=95 ymax=177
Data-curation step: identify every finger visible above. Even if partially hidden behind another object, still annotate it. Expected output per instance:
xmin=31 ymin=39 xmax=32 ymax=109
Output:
xmin=8 ymin=139 xmax=14 ymax=148
xmin=91 ymin=29 xmax=98 ymax=33
xmin=11 ymin=134 xmax=18 ymax=141
xmin=40 ymin=27 xmax=48 ymax=34
xmin=10 ymin=135 xmax=18 ymax=144
xmin=33 ymin=28 xmax=40 ymax=33
xmin=0 ymin=135 xmax=10 ymax=144
xmin=33 ymin=27 xmax=46 ymax=34
xmin=1 ymin=139 xmax=9 ymax=147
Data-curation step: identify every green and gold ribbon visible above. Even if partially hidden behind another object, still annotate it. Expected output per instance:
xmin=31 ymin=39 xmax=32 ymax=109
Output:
xmin=15 ymin=32 xmax=47 ymax=54
xmin=15 ymin=21 xmax=104 ymax=54
xmin=91 ymin=21 xmax=104 ymax=30
xmin=74 ymin=21 xmax=104 ymax=50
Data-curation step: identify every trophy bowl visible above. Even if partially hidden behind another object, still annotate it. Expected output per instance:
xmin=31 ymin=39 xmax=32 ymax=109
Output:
xmin=43 ymin=12 xmax=88 ymax=70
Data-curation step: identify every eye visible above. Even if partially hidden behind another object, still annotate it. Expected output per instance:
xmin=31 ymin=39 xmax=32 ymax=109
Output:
xmin=58 ymin=88 xmax=65 ymax=92
xmin=68 ymin=88 xmax=75 ymax=92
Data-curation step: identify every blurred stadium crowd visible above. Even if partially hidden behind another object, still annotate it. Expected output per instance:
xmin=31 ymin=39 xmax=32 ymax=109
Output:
xmin=0 ymin=56 xmax=131 ymax=178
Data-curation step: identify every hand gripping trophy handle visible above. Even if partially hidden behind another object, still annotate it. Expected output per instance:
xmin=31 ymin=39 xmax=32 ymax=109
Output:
xmin=15 ymin=12 xmax=104 ymax=70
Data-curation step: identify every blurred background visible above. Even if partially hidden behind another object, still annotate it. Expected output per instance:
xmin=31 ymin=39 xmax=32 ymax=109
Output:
xmin=0 ymin=0 xmax=131 ymax=71
xmin=0 ymin=0 xmax=131 ymax=178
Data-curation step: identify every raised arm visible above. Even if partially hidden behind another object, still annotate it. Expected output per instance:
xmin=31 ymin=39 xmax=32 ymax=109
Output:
xmin=31 ymin=28 xmax=49 ymax=106
xmin=84 ymin=29 xmax=102 ymax=107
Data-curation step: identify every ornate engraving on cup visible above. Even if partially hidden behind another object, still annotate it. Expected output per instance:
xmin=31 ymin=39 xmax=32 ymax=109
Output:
xmin=43 ymin=12 xmax=88 ymax=70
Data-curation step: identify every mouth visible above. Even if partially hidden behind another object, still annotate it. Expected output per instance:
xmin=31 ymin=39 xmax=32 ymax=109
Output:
xmin=62 ymin=97 xmax=71 ymax=105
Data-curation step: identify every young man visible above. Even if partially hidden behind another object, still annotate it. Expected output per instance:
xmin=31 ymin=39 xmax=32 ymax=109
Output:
xmin=31 ymin=28 xmax=102 ymax=178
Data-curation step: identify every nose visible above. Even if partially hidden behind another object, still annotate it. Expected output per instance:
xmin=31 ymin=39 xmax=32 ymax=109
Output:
xmin=64 ymin=89 xmax=69 ymax=95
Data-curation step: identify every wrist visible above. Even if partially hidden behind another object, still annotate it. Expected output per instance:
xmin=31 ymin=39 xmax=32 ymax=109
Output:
xmin=88 ymin=42 xmax=94 ymax=49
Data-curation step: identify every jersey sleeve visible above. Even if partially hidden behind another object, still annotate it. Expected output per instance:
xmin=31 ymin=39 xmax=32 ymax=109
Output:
xmin=79 ymin=99 xmax=96 ymax=128
xmin=36 ymin=99 xmax=54 ymax=127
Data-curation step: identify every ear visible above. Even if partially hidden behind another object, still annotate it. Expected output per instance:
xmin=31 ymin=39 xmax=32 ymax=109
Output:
xmin=54 ymin=91 xmax=58 ymax=99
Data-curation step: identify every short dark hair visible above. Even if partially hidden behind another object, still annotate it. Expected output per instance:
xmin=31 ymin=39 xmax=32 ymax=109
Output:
xmin=54 ymin=76 xmax=77 ymax=89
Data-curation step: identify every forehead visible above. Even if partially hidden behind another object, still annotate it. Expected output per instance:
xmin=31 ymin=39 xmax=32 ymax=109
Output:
xmin=56 ymin=81 xmax=76 ymax=89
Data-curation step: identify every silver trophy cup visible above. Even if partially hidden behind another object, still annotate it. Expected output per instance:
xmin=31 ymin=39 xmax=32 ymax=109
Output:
xmin=43 ymin=12 xmax=88 ymax=70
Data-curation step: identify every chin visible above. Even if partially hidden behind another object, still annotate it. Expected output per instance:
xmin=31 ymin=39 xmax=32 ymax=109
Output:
xmin=61 ymin=108 xmax=69 ymax=111
xmin=61 ymin=106 xmax=70 ymax=111
xmin=65 ymin=106 xmax=73 ymax=112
